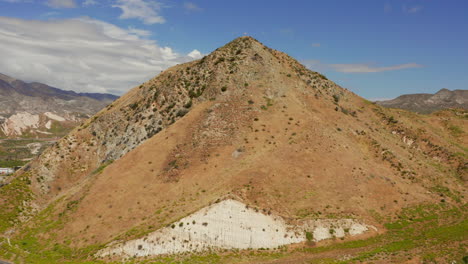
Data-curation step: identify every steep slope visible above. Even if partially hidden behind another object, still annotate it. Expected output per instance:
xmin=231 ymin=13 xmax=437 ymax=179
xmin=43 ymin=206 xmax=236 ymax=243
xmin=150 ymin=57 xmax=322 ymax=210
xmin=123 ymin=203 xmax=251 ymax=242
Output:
xmin=376 ymin=88 xmax=468 ymax=114
xmin=0 ymin=37 xmax=466 ymax=263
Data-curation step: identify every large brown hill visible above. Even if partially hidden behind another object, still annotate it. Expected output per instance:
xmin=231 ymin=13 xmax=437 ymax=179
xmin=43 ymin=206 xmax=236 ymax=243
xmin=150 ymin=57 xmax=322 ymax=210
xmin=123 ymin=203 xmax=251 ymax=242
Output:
xmin=0 ymin=37 xmax=466 ymax=263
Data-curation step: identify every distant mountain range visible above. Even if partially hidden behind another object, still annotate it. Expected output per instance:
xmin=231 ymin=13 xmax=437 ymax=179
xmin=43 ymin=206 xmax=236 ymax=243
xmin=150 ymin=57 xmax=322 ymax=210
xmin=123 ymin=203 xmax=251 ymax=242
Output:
xmin=0 ymin=73 xmax=118 ymax=138
xmin=376 ymin=88 xmax=468 ymax=114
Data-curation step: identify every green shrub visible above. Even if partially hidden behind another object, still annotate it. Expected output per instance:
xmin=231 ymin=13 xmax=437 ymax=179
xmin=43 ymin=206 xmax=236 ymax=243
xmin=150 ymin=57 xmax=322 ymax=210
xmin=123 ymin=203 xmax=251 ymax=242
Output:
xmin=214 ymin=57 xmax=225 ymax=65
xmin=176 ymin=109 xmax=189 ymax=117
xmin=317 ymin=73 xmax=328 ymax=80
xmin=333 ymin=94 xmax=340 ymax=103
xmin=184 ymin=100 xmax=192 ymax=108
xmin=129 ymin=103 xmax=139 ymax=110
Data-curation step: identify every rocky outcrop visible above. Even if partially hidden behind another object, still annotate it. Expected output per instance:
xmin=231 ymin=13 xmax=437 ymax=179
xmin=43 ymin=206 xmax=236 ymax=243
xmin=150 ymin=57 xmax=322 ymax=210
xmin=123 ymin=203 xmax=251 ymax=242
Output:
xmin=98 ymin=199 xmax=373 ymax=258
xmin=0 ymin=73 xmax=118 ymax=138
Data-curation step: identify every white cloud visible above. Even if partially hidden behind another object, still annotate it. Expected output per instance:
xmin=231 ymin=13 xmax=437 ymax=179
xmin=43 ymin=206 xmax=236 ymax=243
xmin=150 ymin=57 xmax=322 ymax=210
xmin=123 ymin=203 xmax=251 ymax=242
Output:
xmin=82 ymin=0 xmax=97 ymax=6
xmin=330 ymin=63 xmax=423 ymax=73
xmin=40 ymin=11 xmax=60 ymax=18
xmin=311 ymin=43 xmax=320 ymax=48
xmin=187 ymin=49 xmax=202 ymax=59
xmin=46 ymin=0 xmax=77 ymax=8
xmin=302 ymin=60 xmax=327 ymax=72
xmin=0 ymin=16 xmax=201 ymax=95
xmin=184 ymin=2 xmax=202 ymax=12
xmin=303 ymin=60 xmax=423 ymax=73
xmin=403 ymin=5 xmax=423 ymax=14
xmin=369 ymin=97 xmax=395 ymax=102
xmin=112 ymin=0 xmax=165 ymax=24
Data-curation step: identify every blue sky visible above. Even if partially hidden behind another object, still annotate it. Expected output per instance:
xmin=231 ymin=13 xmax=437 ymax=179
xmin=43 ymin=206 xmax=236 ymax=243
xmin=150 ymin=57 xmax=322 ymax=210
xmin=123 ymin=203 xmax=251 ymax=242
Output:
xmin=0 ymin=0 xmax=467 ymax=99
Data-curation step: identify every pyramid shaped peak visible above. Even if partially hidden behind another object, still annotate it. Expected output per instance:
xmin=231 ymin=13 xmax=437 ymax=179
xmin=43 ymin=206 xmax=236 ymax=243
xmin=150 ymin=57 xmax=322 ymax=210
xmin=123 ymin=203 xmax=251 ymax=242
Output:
xmin=214 ymin=36 xmax=267 ymax=54
xmin=232 ymin=35 xmax=261 ymax=43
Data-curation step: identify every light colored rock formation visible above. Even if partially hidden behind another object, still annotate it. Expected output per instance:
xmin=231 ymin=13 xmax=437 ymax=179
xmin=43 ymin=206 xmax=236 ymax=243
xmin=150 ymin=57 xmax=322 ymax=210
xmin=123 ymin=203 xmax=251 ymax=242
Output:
xmin=302 ymin=219 xmax=371 ymax=241
xmin=1 ymin=112 xmax=39 ymax=136
xmin=98 ymin=199 xmax=374 ymax=259
xmin=27 ymin=143 xmax=42 ymax=155
xmin=44 ymin=112 xmax=66 ymax=122
xmin=45 ymin=120 xmax=52 ymax=129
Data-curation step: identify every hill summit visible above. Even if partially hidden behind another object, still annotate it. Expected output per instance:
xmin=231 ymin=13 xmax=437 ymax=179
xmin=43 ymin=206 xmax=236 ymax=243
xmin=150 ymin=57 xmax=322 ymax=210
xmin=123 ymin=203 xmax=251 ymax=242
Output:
xmin=0 ymin=36 xmax=466 ymax=263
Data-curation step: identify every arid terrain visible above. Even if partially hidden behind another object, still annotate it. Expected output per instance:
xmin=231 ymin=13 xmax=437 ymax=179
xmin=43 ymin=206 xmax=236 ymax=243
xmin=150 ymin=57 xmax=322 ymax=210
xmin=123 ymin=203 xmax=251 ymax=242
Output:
xmin=0 ymin=73 xmax=117 ymax=168
xmin=0 ymin=37 xmax=466 ymax=264
xmin=376 ymin=88 xmax=468 ymax=114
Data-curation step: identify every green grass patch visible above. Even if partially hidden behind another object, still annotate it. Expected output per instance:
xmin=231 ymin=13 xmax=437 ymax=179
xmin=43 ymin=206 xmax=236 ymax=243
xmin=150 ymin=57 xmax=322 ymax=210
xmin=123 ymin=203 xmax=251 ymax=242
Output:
xmin=448 ymin=125 xmax=464 ymax=137
xmin=91 ymin=160 xmax=114 ymax=175
xmin=0 ymin=198 xmax=465 ymax=263
xmin=0 ymin=173 xmax=33 ymax=233
xmin=0 ymin=160 xmax=27 ymax=168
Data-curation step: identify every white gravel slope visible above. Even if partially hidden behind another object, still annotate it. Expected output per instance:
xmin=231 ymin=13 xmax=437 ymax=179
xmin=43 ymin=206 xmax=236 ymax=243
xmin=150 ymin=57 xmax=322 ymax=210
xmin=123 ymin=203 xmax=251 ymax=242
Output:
xmin=98 ymin=199 xmax=374 ymax=258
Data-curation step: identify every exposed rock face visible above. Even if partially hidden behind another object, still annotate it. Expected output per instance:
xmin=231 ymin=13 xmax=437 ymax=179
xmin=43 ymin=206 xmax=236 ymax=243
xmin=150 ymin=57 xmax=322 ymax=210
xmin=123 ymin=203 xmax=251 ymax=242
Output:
xmin=1 ymin=112 xmax=40 ymax=136
xmin=0 ymin=73 xmax=118 ymax=137
xmin=98 ymin=199 xmax=372 ymax=258
xmin=376 ymin=88 xmax=468 ymax=114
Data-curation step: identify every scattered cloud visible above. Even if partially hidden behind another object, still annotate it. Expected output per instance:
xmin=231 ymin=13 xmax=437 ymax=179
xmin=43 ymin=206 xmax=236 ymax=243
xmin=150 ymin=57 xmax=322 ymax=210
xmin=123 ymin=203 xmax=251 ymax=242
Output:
xmin=368 ymin=97 xmax=394 ymax=102
xmin=184 ymin=2 xmax=202 ymax=12
xmin=112 ymin=0 xmax=165 ymax=24
xmin=82 ymin=0 xmax=97 ymax=6
xmin=331 ymin=63 xmax=423 ymax=73
xmin=384 ymin=3 xmax=392 ymax=13
xmin=0 ymin=16 xmax=202 ymax=95
xmin=302 ymin=60 xmax=327 ymax=72
xmin=126 ymin=27 xmax=152 ymax=37
xmin=302 ymin=60 xmax=423 ymax=73
xmin=403 ymin=5 xmax=423 ymax=14
xmin=40 ymin=11 xmax=61 ymax=18
xmin=187 ymin=49 xmax=202 ymax=59
xmin=311 ymin=43 xmax=321 ymax=48
xmin=46 ymin=0 xmax=77 ymax=8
